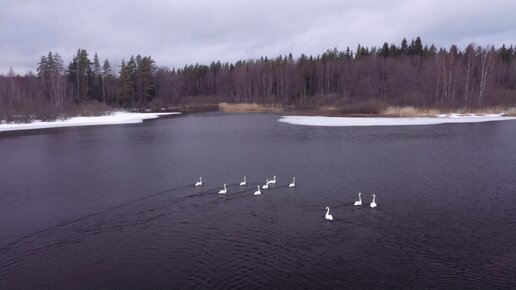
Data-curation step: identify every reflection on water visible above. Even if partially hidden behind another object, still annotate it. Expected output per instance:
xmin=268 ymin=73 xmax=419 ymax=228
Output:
xmin=1 ymin=113 xmax=516 ymax=289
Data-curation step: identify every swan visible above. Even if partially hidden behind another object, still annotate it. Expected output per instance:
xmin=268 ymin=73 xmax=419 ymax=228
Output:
xmin=254 ymin=185 xmax=261 ymax=195
xmin=195 ymin=177 xmax=203 ymax=186
xmin=354 ymin=192 xmax=362 ymax=206
xmin=267 ymin=175 xmax=276 ymax=185
xmin=218 ymin=184 xmax=228 ymax=194
xmin=289 ymin=177 xmax=296 ymax=188
xmin=370 ymin=194 xmax=377 ymax=208
xmin=240 ymin=176 xmax=247 ymax=186
xmin=262 ymin=180 xmax=269 ymax=189
xmin=325 ymin=206 xmax=333 ymax=221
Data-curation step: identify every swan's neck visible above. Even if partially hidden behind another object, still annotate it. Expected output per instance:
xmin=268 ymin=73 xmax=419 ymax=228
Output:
xmin=224 ymin=184 xmax=227 ymax=190
xmin=372 ymin=195 xmax=376 ymax=203
xmin=359 ymin=194 xmax=362 ymax=202
xmin=326 ymin=208 xmax=330 ymax=216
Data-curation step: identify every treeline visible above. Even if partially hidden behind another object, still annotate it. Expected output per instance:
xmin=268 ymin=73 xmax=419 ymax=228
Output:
xmin=1 ymin=37 xmax=516 ymax=119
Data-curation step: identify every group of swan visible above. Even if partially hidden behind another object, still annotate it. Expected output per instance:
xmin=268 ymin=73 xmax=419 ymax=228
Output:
xmin=254 ymin=176 xmax=294 ymax=196
xmin=196 ymin=176 xmax=376 ymax=222
xmin=194 ymin=176 xmax=296 ymax=196
xmin=325 ymin=193 xmax=378 ymax=221
xmin=353 ymin=192 xmax=377 ymax=208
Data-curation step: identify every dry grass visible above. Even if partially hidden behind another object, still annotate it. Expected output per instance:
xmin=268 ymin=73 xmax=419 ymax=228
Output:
xmin=456 ymin=106 xmax=516 ymax=116
xmin=381 ymin=106 xmax=440 ymax=117
xmin=381 ymin=106 xmax=516 ymax=117
xmin=319 ymin=105 xmax=339 ymax=111
xmin=504 ymin=107 xmax=516 ymax=116
xmin=218 ymin=102 xmax=283 ymax=113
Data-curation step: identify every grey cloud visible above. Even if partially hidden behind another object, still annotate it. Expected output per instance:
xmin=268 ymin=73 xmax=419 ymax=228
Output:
xmin=1 ymin=0 xmax=515 ymax=73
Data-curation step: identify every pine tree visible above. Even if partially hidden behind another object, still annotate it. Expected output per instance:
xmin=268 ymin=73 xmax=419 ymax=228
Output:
xmin=138 ymin=56 xmax=156 ymax=103
xmin=379 ymin=42 xmax=390 ymax=58
xmin=117 ymin=59 xmax=131 ymax=105
xmin=37 ymin=52 xmax=64 ymax=105
xmin=345 ymin=47 xmax=353 ymax=60
xmin=67 ymin=49 xmax=92 ymax=102
xmin=428 ymin=44 xmax=437 ymax=56
xmin=414 ymin=37 xmax=424 ymax=56
xmin=400 ymin=38 xmax=408 ymax=55
xmin=126 ymin=56 xmax=137 ymax=104
xmin=389 ymin=44 xmax=399 ymax=57
xmin=102 ymin=59 xmax=113 ymax=103
xmin=92 ymin=52 xmax=103 ymax=102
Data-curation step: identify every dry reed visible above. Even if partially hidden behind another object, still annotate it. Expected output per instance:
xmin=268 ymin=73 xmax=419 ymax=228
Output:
xmin=218 ymin=102 xmax=283 ymax=113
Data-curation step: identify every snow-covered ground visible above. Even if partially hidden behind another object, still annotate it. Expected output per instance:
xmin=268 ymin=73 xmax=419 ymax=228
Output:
xmin=0 ymin=112 xmax=180 ymax=132
xmin=279 ymin=114 xmax=516 ymax=127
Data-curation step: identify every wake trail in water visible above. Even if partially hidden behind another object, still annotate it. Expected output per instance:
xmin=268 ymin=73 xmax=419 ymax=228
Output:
xmin=0 ymin=183 xmax=195 ymax=250
xmin=0 ymin=183 xmax=302 ymax=253
xmin=0 ymin=181 xmax=294 ymax=251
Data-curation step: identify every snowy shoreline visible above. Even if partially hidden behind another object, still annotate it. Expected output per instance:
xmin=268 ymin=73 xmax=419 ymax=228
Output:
xmin=279 ymin=113 xmax=516 ymax=127
xmin=0 ymin=112 xmax=180 ymax=132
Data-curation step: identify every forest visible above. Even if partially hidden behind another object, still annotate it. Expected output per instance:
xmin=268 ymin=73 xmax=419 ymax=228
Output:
xmin=1 ymin=37 xmax=516 ymax=120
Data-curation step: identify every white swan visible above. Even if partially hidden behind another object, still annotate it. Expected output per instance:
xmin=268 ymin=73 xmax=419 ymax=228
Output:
xmin=289 ymin=177 xmax=296 ymax=188
xmin=267 ymin=175 xmax=276 ymax=185
xmin=240 ymin=176 xmax=247 ymax=186
xmin=354 ymin=192 xmax=362 ymax=206
xmin=370 ymin=194 xmax=377 ymax=208
xmin=195 ymin=177 xmax=203 ymax=186
xmin=254 ymin=185 xmax=261 ymax=196
xmin=218 ymin=184 xmax=227 ymax=194
xmin=262 ymin=180 xmax=269 ymax=189
xmin=325 ymin=206 xmax=334 ymax=220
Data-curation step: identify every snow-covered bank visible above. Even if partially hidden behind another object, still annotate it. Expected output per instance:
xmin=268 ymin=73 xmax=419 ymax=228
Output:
xmin=279 ymin=114 xmax=516 ymax=127
xmin=0 ymin=112 xmax=180 ymax=132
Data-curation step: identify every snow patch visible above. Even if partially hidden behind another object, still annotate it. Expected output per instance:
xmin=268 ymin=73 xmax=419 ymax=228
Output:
xmin=0 ymin=112 xmax=180 ymax=132
xmin=279 ymin=114 xmax=516 ymax=127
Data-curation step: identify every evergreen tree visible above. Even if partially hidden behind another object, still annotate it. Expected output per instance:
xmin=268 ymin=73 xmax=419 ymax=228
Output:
xmin=379 ymin=42 xmax=390 ymax=58
xmin=102 ymin=59 xmax=113 ymax=103
xmin=138 ymin=56 xmax=156 ymax=103
xmin=67 ymin=49 xmax=92 ymax=102
xmin=414 ymin=37 xmax=424 ymax=56
xmin=126 ymin=56 xmax=137 ymax=104
xmin=428 ymin=44 xmax=437 ymax=56
xmin=91 ymin=52 xmax=103 ymax=101
xmin=400 ymin=38 xmax=408 ymax=55
xmin=345 ymin=47 xmax=353 ymax=60
xmin=37 ymin=52 xmax=64 ymax=105
xmin=355 ymin=44 xmax=362 ymax=59
xmin=389 ymin=44 xmax=399 ymax=57
xmin=117 ymin=59 xmax=131 ymax=105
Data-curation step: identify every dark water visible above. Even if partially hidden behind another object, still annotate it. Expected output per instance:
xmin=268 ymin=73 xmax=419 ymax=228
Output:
xmin=1 ymin=113 xmax=516 ymax=289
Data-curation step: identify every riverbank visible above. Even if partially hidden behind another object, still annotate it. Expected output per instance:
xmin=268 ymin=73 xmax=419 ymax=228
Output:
xmin=0 ymin=112 xmax=180 ymax=132
xmin=216 ymin=102 xmax=516 ymax=117
xmin=3 ymin=102 xmax=516 ymax=132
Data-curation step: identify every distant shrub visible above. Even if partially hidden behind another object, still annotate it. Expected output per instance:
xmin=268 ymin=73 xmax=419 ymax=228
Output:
xmin=340 ymin=99 xmax=388 ymax=114
xmin=218 ymin=102 xmax=283 ymax=112
xmin=382 ymin=106 xmax=441 ymax=117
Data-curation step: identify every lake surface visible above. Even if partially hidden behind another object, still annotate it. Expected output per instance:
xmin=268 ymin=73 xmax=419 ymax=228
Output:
xmin=1 ymin=113 xmax=516 ymax=289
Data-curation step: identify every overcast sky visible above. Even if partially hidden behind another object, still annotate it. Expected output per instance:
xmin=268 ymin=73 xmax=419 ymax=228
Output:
xmin=1 ymin=0 xmax=515 ymax=74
